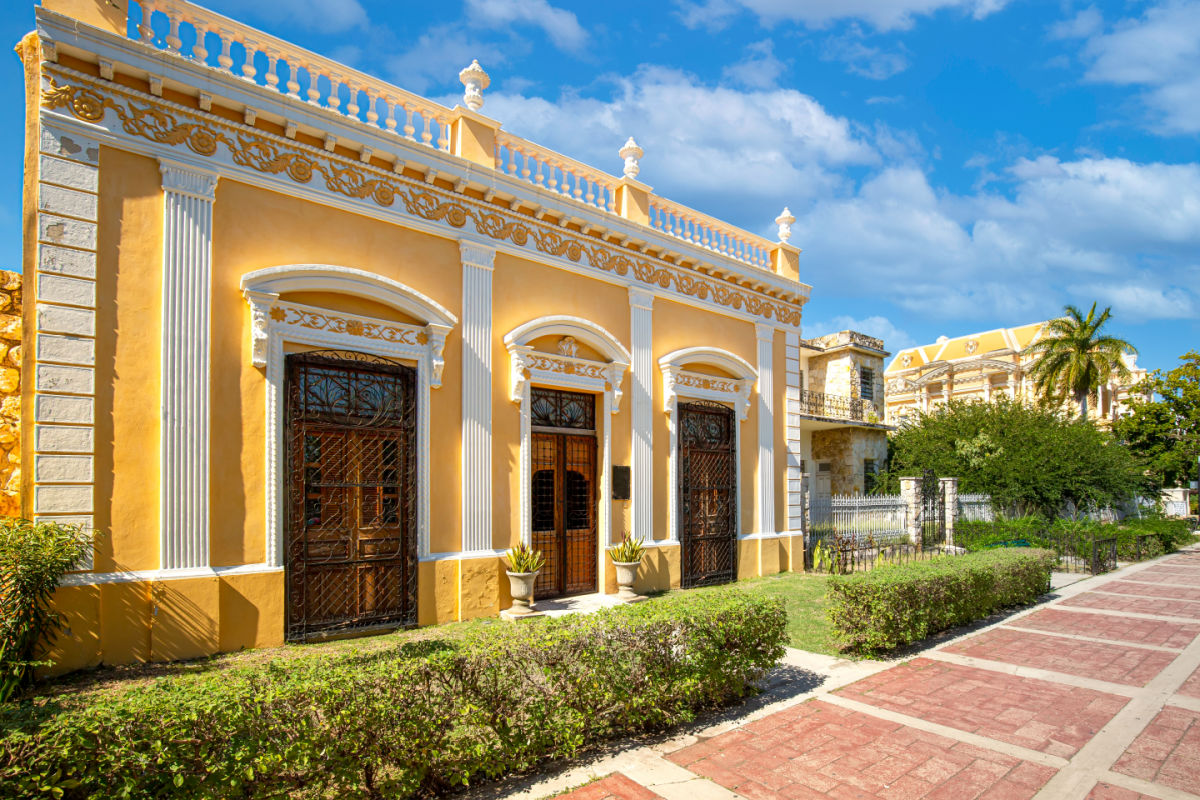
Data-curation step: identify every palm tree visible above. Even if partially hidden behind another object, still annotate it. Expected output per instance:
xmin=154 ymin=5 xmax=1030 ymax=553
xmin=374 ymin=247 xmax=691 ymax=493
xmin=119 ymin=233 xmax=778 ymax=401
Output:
xmin=1023 ymin=303 xmax=1138 ymax=421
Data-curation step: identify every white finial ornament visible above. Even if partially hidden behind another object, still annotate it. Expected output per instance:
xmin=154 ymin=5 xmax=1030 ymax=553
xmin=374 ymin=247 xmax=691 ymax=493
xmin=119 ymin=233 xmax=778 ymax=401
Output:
xmin=619 ymin=137 xmax=643 ymax=179
xmin=774 ymin=207 xmax=796 ymax=243
xmin=458 ymin=59 xmax=490 ymax=112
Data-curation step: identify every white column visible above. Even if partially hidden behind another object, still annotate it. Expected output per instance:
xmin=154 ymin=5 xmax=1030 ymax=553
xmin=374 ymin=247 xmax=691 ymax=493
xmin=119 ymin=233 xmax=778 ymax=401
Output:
xmin=159 ymin=160 xmax=218 ymax=571
xmin=784 ymin=331 xmax=804 ymax=531
xmin=755 ymin=323 xmax=775 ymax=535
xmin=629 ymin=287 xmax=654 ymax=540
xmin=460 ymin=240 xmax=496 ymax=553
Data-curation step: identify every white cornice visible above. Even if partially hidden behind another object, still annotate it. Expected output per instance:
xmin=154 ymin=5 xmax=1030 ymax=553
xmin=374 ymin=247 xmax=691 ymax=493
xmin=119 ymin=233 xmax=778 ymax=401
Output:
xmin=35 ymin=9 xmax=810 ymax=306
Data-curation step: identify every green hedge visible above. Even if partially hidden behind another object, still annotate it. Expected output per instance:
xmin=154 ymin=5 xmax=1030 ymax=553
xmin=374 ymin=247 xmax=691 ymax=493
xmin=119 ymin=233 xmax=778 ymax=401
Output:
xmin=0 ymin=589 xmax=786 ymax=800
xmin=957 ymin=516 xmax=1195 ymax=562
xmin=827 ymin=549 xmax=1055 ymax=655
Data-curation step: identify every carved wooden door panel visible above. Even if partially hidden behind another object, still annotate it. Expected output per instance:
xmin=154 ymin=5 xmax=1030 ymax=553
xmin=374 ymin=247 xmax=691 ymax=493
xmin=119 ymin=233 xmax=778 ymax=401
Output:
xmin=678 ymin=401 xmax=738 ymax=588
xmin=530 ymin=388 xmax=597 ymax=599
xmin=285 ymin=352 xmax=417 ymax=640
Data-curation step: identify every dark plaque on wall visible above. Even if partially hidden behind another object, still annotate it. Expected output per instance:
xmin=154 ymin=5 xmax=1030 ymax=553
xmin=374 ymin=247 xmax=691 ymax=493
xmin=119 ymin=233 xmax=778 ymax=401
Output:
xmin=612 ymin=465 xmax=631 ymax=500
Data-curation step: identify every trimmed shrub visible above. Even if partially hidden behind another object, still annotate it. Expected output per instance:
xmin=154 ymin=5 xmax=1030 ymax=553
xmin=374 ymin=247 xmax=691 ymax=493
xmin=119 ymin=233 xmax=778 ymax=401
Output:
xmin=0 ymin=588 xmax=785 ymax=800
xmin=827 ymin=549 xmax=1054 ymax=655
xmin=957 ymin=516 xmax=1195 ymax=564
xmin=0 ymin=519 xmax=94 ymax=702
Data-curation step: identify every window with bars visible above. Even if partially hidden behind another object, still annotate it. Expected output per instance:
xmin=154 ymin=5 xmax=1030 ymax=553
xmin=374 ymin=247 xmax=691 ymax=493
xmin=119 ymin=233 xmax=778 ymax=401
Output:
xmin=860 ymin=366 xmax=876 ymax=401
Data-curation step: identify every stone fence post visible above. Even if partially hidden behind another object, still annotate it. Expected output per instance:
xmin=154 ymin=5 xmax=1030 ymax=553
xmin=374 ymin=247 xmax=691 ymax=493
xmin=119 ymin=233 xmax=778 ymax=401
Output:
xmin=899 ymin=475 xmax=922 ymax=545
xmin=940 ymin=477 xmax=959 ymax=546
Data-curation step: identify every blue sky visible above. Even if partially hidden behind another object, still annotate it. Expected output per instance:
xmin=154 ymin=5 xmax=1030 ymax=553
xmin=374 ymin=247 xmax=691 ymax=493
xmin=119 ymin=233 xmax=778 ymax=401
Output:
xmin=3 ymin=0 xmax=1198 ymax=373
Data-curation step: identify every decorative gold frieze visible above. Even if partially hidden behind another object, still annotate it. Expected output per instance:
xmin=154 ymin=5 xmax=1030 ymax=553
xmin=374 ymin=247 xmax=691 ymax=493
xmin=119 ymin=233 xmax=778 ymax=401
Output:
xmin=42 ymin=73 xmax=802 ymax=326
xmin=269 ymin=305 xmax=425 ymax=346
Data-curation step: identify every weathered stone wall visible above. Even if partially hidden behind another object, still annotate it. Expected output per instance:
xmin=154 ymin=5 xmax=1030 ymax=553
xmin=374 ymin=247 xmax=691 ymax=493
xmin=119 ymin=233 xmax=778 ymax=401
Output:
xmin=0 ymin=271 xmax=21 ymax=517
xmin=812 ymin=427 xmax=888 ymax=495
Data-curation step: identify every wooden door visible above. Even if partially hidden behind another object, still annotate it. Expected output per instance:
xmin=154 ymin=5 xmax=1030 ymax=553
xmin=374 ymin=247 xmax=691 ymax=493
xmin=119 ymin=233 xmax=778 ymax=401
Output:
xmin=678 ymin=401 xmax=737 ymax=588
xmin=529 ymin=388 xmax=597 ymax=599
xmin=285 ymin=352 xmax=417 ymax=640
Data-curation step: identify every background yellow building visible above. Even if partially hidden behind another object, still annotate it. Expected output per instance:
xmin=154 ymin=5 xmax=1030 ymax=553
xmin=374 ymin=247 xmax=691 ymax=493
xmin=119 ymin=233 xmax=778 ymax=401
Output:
xmin=885 ymin=322 xmax=1147 ymax=427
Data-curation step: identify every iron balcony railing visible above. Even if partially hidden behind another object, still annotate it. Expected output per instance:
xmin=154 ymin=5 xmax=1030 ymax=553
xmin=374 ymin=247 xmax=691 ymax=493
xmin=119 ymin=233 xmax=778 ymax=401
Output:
xmin=796 ymin=389 xmax=883 ymax=423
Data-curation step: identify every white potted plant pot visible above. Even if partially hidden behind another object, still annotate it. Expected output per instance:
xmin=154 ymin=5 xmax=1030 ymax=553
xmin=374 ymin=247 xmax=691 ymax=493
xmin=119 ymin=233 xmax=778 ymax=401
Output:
xmin=608 ymin=534 xmax=648 ymax=603
xmin=612 ymin=560 xmax=643 ymax=602
xmin=505 ymin=570 xmax=539 ymax=616
xmin=502 ymin=543 xmax=545 ymax=620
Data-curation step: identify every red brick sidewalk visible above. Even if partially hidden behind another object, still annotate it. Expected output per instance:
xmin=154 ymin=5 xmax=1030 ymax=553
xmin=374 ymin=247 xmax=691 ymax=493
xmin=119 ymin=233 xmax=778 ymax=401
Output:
xmin=552 ymin=549 xmax=1200 ymax=800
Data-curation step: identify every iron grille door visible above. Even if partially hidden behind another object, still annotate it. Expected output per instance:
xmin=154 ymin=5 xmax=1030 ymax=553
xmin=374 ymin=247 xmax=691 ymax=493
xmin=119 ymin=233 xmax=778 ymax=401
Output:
xmin=920 ymin=468 xmax=946 ymax=548
xmin=679 ymin=401 xmax=738 ymax=588
xmin=530 ymin=387 xmax=597 ymax=600
xmin=285 ymin=351 xmax=418 ymax=640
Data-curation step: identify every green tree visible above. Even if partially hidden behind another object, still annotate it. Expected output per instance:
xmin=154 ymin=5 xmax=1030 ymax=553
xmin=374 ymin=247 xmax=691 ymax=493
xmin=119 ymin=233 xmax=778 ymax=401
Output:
xmin=1115 ymin=351 xmax=1200 ymax=490
xmin=878 ymin=396 xmax=1145 ymax=517
xmin=1024 ymin=303 xmax=1138 ymax=420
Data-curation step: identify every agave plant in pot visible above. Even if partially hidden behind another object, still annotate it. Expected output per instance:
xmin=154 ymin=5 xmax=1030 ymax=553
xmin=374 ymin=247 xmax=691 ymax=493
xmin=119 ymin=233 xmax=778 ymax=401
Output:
xmin=502 ymin=541 xmax=545 ymax=619
xmin=607 ymin=534 xmax=647 ymax=603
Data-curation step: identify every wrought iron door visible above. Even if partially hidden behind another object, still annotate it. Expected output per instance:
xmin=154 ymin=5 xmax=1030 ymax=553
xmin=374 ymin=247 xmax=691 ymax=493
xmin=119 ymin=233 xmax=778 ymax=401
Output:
xmin=285 ymin=351 xmax=418 ymax=640
xmin=530 ymin=388 xmax=597 ymax=599
xmin=678 ymin=401 xmax=738 ymax=588
xmin=920 ymin=468 xmax=946 ymax=547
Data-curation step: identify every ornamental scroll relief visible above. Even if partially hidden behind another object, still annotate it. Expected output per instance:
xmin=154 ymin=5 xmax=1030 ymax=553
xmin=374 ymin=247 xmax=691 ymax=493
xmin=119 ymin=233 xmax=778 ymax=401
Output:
xmin=42 ymin=73 xmax=802 ymax=326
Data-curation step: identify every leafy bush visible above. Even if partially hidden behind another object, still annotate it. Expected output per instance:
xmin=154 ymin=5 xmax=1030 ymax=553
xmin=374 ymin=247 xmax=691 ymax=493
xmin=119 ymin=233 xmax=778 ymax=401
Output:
xmin=0 ymin=588 xmax=785 ymax=800
xmin=956 ymin=516 xmax=1195 ymax=564
xmin=827 ymin=549 xmax=1054 ymax=655
xmin=878 ymin=397 xmax=1147 ymax=516
xmin=0 ymin=519 xmax=94 ymax=702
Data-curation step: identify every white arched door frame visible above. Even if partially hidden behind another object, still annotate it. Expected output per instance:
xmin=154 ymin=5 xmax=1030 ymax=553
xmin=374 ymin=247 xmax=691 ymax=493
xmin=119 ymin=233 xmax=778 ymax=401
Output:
xmin=504 ymin=316 xmax=630 ymax=557
xmin=659 ymin=347 xmax=757 ymax=543
xmin=241 ymin=264 xmax=458 ymax=564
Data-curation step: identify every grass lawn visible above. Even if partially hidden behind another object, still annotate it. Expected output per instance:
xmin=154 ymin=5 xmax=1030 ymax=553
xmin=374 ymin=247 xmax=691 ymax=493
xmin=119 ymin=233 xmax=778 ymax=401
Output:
xmin=685 ymin=571 xmax=837 ymax=656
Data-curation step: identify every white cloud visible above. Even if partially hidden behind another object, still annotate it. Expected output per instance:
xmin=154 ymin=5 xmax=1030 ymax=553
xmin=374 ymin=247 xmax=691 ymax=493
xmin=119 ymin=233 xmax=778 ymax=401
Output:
xmin=1068 ymin=1 xmax=1200 ymax=134
xmin=1082 ymin=284 xmax=1197 ymax=320
xmin=806 ymin=315 xmax=916 ymax=349
xmin=677 ymin=0 xmax=1008 ymax=32
xmin=821 ymin=29 xmax=909 ymax=79
xmin=483 ymin=64 xmax=878 ymax=222
xmin=721 ymin=40 xmax=787 ymax=89
xmin=1049 ymin=6 xmax=1103 ymax=40
xmin=386 ymin=26 xmax=508 ymax=93
xmin=473 ymin=63 xmax=1199 ymax=328
xmin=464 ymin=0 xmax=588 ymax=52
xmin=793 ymin=156 xmax=1200 ymax=322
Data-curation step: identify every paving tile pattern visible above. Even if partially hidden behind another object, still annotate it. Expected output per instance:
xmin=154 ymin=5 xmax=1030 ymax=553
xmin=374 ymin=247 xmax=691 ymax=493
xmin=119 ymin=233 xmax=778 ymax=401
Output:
xmin=943 ymin=628 xmax=1176 ymax=687
xmin=1100 ymin=581 xmax=1200 ymax=602
xmin=1011 ymin=608 xmax=1199 ymax=649
xmin=1177 ymin=663 xmax=1200 ymax=700
xmin=1132 ymin=569 xmax=1200 ymax=587
xmin=833 ymin=657 xmax=1128 ymax=757
xmin=1061 ymin=591 xmax=1200 ymax=620
xmin=1112 ymin=705 xmax=1200 ymax=795
xmin=667 ymin=699 xmax=1056 ymax=800
xmin=552 ymin=774 xmax=663 ymax=800
xmin=1083 ymin=783 xmax=1156 ymax=799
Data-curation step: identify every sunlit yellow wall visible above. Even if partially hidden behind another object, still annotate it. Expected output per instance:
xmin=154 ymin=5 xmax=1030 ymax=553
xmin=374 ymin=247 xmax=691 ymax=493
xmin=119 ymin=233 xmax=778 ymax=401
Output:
xmin=652 ymin=299 xmax=759 ymax=540
xmin=94 ymin=147 xmax=162 ymax=572
xmin=211 ymin=179 xmax=466 ymax=559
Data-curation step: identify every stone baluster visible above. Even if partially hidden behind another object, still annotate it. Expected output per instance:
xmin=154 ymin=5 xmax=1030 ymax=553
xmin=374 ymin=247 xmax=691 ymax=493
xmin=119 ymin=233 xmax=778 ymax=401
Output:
xmin=345 ymin=83 xmax=360 ymax=118
xmin=364 ymin=90 xmax=379 ymax=126
xmin=285 ymin=59 xmax=301 ymax=98
xmin=217 ymin=29 xmax=234 ymax=71
xmin=264 ymin=52 xmax=280 ymax=91
xmin=192 ymin=26 xmax=210 ymax=63
xmin=326 ymin=74 xmax=342 ymax=112
xmin=402 ymin=106 xmax=416 ymax=140
xmin=240 ymin=38 xmax=258 ymax=81
xmin=304 ymin=64 xmax=321 ymax=103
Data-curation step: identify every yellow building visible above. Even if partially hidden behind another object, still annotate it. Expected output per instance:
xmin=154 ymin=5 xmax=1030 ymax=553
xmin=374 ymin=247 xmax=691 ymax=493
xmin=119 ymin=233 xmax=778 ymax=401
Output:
xmin=885 ymin=322 xmax=1147 ymax=427
xmin=18 ymin=0 xmax=888 ymax=672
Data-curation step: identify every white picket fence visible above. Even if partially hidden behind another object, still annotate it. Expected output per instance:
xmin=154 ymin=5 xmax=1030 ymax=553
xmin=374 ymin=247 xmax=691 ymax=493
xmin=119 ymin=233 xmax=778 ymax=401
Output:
xmin=957 ymin=493 xmax=995 ymax=522
xmin=811 ymin=494 xmax=908 ymax=543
